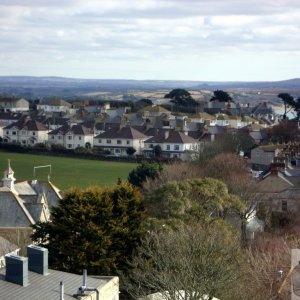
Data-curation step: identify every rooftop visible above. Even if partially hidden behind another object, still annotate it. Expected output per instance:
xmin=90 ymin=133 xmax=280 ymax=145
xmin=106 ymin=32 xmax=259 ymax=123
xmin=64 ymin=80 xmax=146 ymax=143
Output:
xmin=0 ymin=267 xmax=111 ymax=300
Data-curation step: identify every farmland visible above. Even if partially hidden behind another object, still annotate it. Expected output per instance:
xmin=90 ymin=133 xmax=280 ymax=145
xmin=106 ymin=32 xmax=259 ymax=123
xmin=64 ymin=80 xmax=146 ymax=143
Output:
xmin=0 ymin=151 xmax=137 ymax=191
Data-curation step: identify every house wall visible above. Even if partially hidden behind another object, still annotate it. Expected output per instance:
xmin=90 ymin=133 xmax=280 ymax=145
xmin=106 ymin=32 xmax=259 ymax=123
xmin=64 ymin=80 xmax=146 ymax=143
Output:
xmin=251 ymin=148 xmax=281 ymax=167
xmin=94 ymin=138 xmax=146 ymax=155
xmin=37 ymin=105 xmax=69 ymax=113
xmin=87 ymin=276 xmax=119 ymax=300
xmin=65 ymin=134 xmax=94 ymax=149
xmin=4 ymin=129 xmax=48 ymax=146
xmin=258 ymin=189 xmax=300 ymax=213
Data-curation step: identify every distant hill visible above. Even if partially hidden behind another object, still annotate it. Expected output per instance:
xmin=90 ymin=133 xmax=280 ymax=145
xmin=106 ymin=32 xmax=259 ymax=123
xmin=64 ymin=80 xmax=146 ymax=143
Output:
xmin=0 ymin=76 xmax=299 ymax=100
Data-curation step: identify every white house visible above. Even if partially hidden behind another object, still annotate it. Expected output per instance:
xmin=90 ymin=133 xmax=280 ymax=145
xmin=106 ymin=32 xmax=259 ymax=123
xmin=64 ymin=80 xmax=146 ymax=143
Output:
xmin=94 ymin=126 xmax=148 ymax=156
xmin=144 ymin=130 xmax=200 ymax=161
xmin=3 ymin=118 xmax=49 ymax=146
xmin=0 ymin=97 xmax=29 ymax=112
xmin=48 ymin=124 xmax=94 ymax=149
xmin=37 ymin=98 xmax=72 ymax=113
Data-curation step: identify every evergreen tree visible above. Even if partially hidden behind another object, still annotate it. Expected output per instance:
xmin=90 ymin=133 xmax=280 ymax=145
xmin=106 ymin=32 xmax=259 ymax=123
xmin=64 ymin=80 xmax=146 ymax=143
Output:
xmin=210 ymin=90 xmax=232 ymax=102
xmin=31 ymin=183 xmax=145 ymax=275
xmin=164 ymin=89 xmax=197 ymax=106
xmin=128 ymin=162 xmax=163 ymax=188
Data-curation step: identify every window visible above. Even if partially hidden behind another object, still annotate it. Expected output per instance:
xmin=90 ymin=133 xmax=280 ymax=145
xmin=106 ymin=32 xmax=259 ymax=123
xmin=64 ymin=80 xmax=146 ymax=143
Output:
xmin=6 ymin=131 xmax=8 ymax=135
xmin=32 ymin=131 xmax=36 ymax=136
xmin=79 ymin=136 xmax=82 ymax=140
xmin=282 ymin=200 xmax=287 ymax=212
xmin=52 ymin=136 xmax=54 ymax=140
xmin=67 ymin=144 xmax=72 ymax=149
xmin=58 ymin=136 xmax=61 ymax=140
xmin=12 ymin=131 xmax=16 ymax=135
xmin=166 ymin=145 xmax=170 ymax=150
xmin=117 ymin=140 xmax=122 ymax=145
xmin=107 ymin=139 xmax=111 ymax=144
xmin=68 ymin=135 xmax=72 ymax=140
xmin=98 ymin=139 xmax=102 ymax=143
xmin=174 ymin=145 xmax=179 ymax=150
xmin=126 ymin=140 xmax=130 ymax=145
xmin=115 ymin=149 xmax=121 ymax=154
xmin=21 ymin=130 xmax=26 ymax=135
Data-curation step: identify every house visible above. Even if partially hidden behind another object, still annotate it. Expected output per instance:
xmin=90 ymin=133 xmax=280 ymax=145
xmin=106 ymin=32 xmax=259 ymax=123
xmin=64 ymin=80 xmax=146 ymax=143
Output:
xmin=37 ymin=98 xmax=72 ymax=114
xmin=0 ymin=97 xmax=29 ymax=112
xmin=203 ymin=100 xmax=238 ymax=115
xmin=251 ymin=145 xmax=284 ymax=170
xmin=94 ymin=126 xmax=148 ymax=156
xmin=0 ymin=112 xmax=23 ymax=137
xmin=2 ymin=117 xmax=49 ymax=146
xmin=0 ymin=160 xmax=62 ymax=229
xmin=189 ymin=112 xmax=216 ymax=126
xmin=255 ymin=163 xmax=300 ymax=214
xmin=144 ymin=130 xmax=200 ymax=161
xmin=0 ymin=245 xmax=119 ymax=300
xmin=48 ymin=124 xmax=94 ymax=149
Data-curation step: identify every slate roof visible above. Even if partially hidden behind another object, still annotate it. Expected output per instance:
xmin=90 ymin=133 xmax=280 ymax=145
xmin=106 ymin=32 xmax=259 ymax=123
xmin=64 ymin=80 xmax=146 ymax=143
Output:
xmin=39 ymin=98 xmax=72 ymax=107
xmin=49 ymin=124 xmax=93 ymax=135
xmin=95 ymin=126 xmax=147 ymax=139
xmin=0 ymin=112 xmax=22 ymax=121
xmin=4 ymin=118 xmax=48 ymax=131
xmin=0 ymin=268 xmax=110 ymax=300
xmin=141 ymin=105 xmax=170 ymax=113
xmin=144 ymin=130 xmax=197 ymax=144
xmin=190 ymin=112 xmax=215 ymax=120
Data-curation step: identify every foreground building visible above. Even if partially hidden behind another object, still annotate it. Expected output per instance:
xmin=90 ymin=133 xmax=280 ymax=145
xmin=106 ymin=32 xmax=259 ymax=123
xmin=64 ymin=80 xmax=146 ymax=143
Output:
xmin=0 ymin=160 xmax=62 ymax=230
xmin=0 ymin=245 xmax=119 ymax=300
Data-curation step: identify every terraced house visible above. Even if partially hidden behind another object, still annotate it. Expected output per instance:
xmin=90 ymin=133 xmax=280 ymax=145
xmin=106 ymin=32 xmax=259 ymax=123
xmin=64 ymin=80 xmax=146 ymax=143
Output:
xmin=144 ymin=129 xmax=200 ymax=161
xmin=94 ymin=126 xmax=148 ymax=156
xmin=48 ymin=124 xmax=94 ymax=149
xmin=3 ymin=117 xmax=49 ymax=146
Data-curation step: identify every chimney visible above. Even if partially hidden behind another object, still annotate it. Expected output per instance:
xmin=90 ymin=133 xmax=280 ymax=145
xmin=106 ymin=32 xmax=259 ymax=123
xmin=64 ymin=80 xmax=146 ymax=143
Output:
xmin=5 ymin=255 xmax=29 ymax=286
xmin=27 ymin=245 xmax=49 ymax=275
xmin=270 ymin=162 xmax=285 ymax=176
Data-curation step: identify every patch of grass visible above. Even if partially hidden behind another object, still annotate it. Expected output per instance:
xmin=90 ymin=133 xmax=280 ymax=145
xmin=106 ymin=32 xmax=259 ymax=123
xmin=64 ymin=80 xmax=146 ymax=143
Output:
xmin=0 ymin=151 xmax=137 ymax=191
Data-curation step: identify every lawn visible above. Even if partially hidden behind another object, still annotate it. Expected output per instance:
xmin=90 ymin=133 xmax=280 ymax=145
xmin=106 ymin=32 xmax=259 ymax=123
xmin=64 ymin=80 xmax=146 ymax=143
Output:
xmin=0 ymin=151 xmax=138 ymax=191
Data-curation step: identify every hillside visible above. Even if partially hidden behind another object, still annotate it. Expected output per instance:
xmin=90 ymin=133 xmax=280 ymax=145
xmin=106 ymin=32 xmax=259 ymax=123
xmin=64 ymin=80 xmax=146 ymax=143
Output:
xmin=0 ymin=76 xmax=299 ymax=100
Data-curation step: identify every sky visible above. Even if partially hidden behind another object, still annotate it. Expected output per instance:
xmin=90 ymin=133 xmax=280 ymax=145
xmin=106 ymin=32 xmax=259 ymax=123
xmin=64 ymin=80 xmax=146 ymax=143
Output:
xmin=0 ymin=0 xmax=300 ymax=81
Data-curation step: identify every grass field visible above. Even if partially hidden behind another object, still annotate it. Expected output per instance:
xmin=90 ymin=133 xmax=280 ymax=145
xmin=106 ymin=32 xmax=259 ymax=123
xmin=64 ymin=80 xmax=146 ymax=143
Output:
xmin=0 ymin=151 xmax=137 ymax=191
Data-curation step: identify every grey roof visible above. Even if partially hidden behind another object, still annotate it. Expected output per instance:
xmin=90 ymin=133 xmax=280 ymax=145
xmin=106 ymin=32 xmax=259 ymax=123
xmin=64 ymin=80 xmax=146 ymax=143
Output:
xmin=95 ymin=126 xmax=147 ymax=139
xmin=49 ymin=124 xmax=93 ymax=136
xmin=0 ymin=268 xmax=110 ymax=300
xmin=14 ymin=181 xmax=37 ymax=196
xmin=4 ymin=118 xmax=48 ymax=131
xmin=0 ymin=191 xmax=35 ymax=227
xmin=0 ymin=112 xmax=22 ymax=121
xmin=145 ymin=130 xmax=197 ymax=144
xmin=40 ymin=98 xmax=72 ymax=107
xmin=0 ymin=181 xmax=62 ymax=226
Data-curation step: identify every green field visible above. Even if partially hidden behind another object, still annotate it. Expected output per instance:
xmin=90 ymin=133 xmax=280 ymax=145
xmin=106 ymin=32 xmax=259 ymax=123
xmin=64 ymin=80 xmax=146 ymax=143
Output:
xmin=0 ymin=152 xmax=137 ymax=191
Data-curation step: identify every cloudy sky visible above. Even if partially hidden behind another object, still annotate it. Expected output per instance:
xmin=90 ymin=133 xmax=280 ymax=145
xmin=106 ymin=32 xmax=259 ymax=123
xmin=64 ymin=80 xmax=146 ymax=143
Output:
xmin=0 ymin=0 xmax=299 ymax=81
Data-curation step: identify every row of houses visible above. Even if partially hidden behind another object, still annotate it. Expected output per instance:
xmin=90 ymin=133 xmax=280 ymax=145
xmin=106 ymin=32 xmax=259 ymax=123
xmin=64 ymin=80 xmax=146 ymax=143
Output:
xmin=0 ymin=100 xmax=273 ymax=160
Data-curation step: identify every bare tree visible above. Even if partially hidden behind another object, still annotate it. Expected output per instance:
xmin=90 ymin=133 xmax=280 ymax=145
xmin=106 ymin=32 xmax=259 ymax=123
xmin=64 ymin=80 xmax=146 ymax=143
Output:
xmin=125 ymin=225 xmax=241 ymax=300
xmin=239 ymin=234 xmax=298 ymax=300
